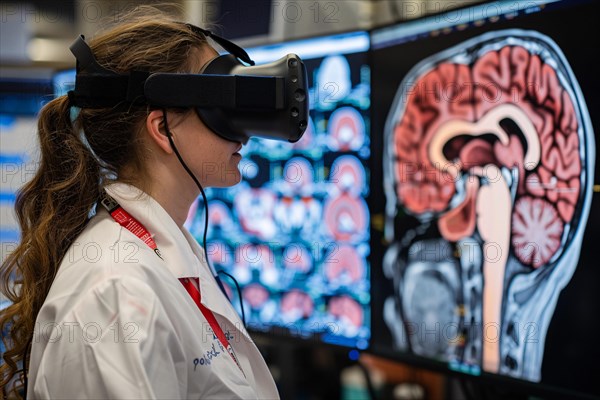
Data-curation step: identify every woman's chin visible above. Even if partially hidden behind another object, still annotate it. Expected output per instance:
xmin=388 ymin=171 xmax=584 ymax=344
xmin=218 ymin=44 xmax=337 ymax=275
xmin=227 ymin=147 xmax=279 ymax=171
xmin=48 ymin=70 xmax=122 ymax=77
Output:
xmin=209 ymin=172 xmax=241 ymax=188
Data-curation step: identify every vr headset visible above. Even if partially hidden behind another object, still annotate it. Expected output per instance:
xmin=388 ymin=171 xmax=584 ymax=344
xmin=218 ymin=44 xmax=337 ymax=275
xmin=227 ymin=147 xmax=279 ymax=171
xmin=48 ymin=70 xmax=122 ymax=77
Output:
xmin=67 ymin=24 xmax=308 ymax=144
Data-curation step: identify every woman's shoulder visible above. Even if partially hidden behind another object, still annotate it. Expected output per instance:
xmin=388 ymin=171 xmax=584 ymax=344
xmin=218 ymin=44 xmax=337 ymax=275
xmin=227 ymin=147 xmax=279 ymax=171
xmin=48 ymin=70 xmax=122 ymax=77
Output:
xmin=44 ymin=210 xmax=175 ymax=313
xmin=59 ymin=210 xmax=161 ymax=274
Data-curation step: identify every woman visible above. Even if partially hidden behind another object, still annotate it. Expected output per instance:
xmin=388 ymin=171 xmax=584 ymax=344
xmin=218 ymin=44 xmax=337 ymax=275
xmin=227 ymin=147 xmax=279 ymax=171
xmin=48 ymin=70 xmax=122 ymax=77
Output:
xmin=0 ymin=7 xmax=280 ymax=399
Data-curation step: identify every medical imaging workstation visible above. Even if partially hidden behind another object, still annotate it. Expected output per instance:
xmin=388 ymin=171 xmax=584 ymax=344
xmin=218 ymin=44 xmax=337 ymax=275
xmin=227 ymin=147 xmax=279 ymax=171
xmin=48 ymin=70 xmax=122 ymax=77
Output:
xmin=1 ymin=0 xmax=599 ymax=399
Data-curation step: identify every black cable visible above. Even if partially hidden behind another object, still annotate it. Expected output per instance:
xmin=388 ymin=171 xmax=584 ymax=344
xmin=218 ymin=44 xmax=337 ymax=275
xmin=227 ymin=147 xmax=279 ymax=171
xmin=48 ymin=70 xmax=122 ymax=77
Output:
xmin=161 ymin=110 xmax=245 ymax=326
xmin=217 ymin=270 xmax=246 ymax=327
xmin=162 ymin=110 xmax=213 ymax=270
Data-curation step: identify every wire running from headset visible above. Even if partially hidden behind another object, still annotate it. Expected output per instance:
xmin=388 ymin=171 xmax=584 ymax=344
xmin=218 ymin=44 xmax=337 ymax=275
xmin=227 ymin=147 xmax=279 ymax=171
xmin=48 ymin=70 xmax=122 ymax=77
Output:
xmin=161 ymin=109 xmax=246 ymax=327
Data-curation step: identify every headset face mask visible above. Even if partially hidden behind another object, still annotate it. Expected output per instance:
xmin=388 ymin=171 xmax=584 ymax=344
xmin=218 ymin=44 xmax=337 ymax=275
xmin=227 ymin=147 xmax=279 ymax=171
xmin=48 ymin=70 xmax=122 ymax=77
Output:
xmin=68 ymin=24 xmax=309 ymax=144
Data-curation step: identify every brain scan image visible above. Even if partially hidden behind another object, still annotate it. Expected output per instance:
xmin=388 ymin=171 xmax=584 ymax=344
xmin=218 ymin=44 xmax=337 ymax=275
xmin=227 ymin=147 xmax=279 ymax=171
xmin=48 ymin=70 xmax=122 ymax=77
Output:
xmin=282 ymin=244 xmax=313 ymax=275
xmin=243 ymin=283 xmax=270 ymax=309
xmin=234 ymin=188 xmax=278 ymax=240
xmin=208 ymin=201 xmax=236 ymax=235
xmin=327 ymin=295 xmax=364 ymax=338
xmin=185 ymin=199 xmax=236 ymax=235
xmin=315 ymin=55 xmax=352 ymax=111
xmin=273 ymin=157 xmax=323 ymax=237
xmin=232 ymin=244 xmax=279 ymax=287
xmin=207 ymin=240 xmax=233 ymax=269
xmin=383 ymin=30 xmax=595 ymax=381
xmin=243 ymin=284 xmax=278 ymax=324
xmin=328 ymin=107 xmax=367 ymax=152
xmin=324 ymin=193 xmax=369 ymax=242
xmin=324 ymin=245 xmax=366 ymax=286
xmin=281 ymin=157 xmax=316 ymax=196
xmin=280 ymin=290 xmax=315 ymax=323
xmin=330 ymin=155 xmax=368 ymax=197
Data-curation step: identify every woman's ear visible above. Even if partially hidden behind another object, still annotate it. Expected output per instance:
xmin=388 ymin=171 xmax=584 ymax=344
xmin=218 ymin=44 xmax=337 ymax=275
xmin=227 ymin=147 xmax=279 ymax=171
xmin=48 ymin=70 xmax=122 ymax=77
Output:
xmin=145 ymin=109 xmax=174 ymax=154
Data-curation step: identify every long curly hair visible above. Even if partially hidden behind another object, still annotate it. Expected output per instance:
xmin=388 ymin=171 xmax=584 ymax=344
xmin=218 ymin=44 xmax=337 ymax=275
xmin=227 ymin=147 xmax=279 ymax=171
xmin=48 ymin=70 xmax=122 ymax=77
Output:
xmin=0 ymin=6 xmax=209 ymax=397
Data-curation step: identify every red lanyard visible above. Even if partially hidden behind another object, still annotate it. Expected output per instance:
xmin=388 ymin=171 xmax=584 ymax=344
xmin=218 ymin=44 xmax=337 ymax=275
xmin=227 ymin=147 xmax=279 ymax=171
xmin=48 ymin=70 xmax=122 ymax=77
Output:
xmin=101 ymin=195 xmax=163 ymax=259
xmin=100 ymin=194 xmax=245 ymax=376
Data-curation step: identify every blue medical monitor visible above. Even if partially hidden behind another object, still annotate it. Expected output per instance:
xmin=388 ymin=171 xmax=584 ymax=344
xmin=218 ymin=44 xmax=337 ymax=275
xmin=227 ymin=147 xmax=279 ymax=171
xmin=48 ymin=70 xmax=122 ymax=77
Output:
xmin=186 ymin=31 xmax=372 ymax=350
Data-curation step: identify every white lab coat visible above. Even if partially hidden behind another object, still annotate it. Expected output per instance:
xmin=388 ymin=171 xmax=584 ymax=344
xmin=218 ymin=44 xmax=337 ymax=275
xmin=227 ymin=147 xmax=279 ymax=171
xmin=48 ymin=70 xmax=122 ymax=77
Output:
xmin=27 ymin=183 xmax=280 ymax=399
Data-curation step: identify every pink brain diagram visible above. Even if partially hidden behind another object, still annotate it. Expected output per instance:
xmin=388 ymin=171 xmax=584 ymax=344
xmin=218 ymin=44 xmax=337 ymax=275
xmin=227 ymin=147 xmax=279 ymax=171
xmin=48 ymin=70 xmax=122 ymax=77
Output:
xmin=383 ymin=30 xmax=594 ymax=382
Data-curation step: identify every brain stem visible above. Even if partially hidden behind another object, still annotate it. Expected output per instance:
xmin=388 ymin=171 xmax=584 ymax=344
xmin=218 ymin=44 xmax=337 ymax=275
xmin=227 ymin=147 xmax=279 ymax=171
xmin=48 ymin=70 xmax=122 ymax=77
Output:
xmin=473 ymin=164 xmax=512 ymax=373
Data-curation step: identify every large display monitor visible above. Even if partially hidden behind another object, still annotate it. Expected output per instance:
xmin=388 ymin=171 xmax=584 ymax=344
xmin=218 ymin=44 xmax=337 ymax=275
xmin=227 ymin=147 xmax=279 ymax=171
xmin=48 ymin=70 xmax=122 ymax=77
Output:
xmin=185 ymin=31 xmax=372 ymax=349
xmin=369 ymin=0 xmax=599 ymax=398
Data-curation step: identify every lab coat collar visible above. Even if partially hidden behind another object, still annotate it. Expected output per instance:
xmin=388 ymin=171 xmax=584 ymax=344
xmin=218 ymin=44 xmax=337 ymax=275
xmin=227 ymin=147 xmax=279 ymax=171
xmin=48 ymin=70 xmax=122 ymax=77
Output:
xmin=104 ymin=182 xmax=200 ymax=279
xmin=104 ymin=183 xmax=241 ymax=325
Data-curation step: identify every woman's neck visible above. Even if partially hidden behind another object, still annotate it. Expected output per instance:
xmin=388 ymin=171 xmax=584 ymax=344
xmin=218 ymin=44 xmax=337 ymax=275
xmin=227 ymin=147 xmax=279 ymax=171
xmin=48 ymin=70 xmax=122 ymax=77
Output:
xmin=148 ymin=180 xmax=199 ymax=228
xmin=148 ymin=190 xmax=197 ymax=228
xmin=119 ymin=168 xmax=199 ymax=228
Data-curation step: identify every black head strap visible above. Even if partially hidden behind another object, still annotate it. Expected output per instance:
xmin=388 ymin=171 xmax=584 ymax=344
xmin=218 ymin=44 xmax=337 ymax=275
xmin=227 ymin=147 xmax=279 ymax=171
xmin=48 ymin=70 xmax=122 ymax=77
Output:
xmin=67 ymin=35 xmax=149 ymax=108
xmin=185 ymin=24 xmax=255 ymax=66
xmin=70 ymin=35 xmax=112 ymax=74
xmin=67 ymin=24 xmax=257 ymax=108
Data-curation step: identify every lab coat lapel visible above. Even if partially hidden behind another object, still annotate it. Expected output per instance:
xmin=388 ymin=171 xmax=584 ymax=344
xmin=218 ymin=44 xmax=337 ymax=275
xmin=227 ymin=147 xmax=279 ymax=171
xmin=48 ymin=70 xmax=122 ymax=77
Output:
xmin=181 ymin=229 xmax=244 ymax=327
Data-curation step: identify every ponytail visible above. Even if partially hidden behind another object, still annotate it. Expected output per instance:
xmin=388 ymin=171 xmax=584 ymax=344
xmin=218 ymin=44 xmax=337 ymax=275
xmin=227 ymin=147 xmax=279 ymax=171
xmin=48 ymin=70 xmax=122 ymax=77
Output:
xmin=0 ymin=96 xmax=101 ymax=397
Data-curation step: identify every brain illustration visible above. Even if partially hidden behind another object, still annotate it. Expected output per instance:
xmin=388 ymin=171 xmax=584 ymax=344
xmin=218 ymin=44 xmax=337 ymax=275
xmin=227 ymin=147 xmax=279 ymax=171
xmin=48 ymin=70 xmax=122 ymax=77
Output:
xmin=391 ymin=33 xmax=582 ymax=268
xmin=383 ymin=30 xmax=594 ymax=381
